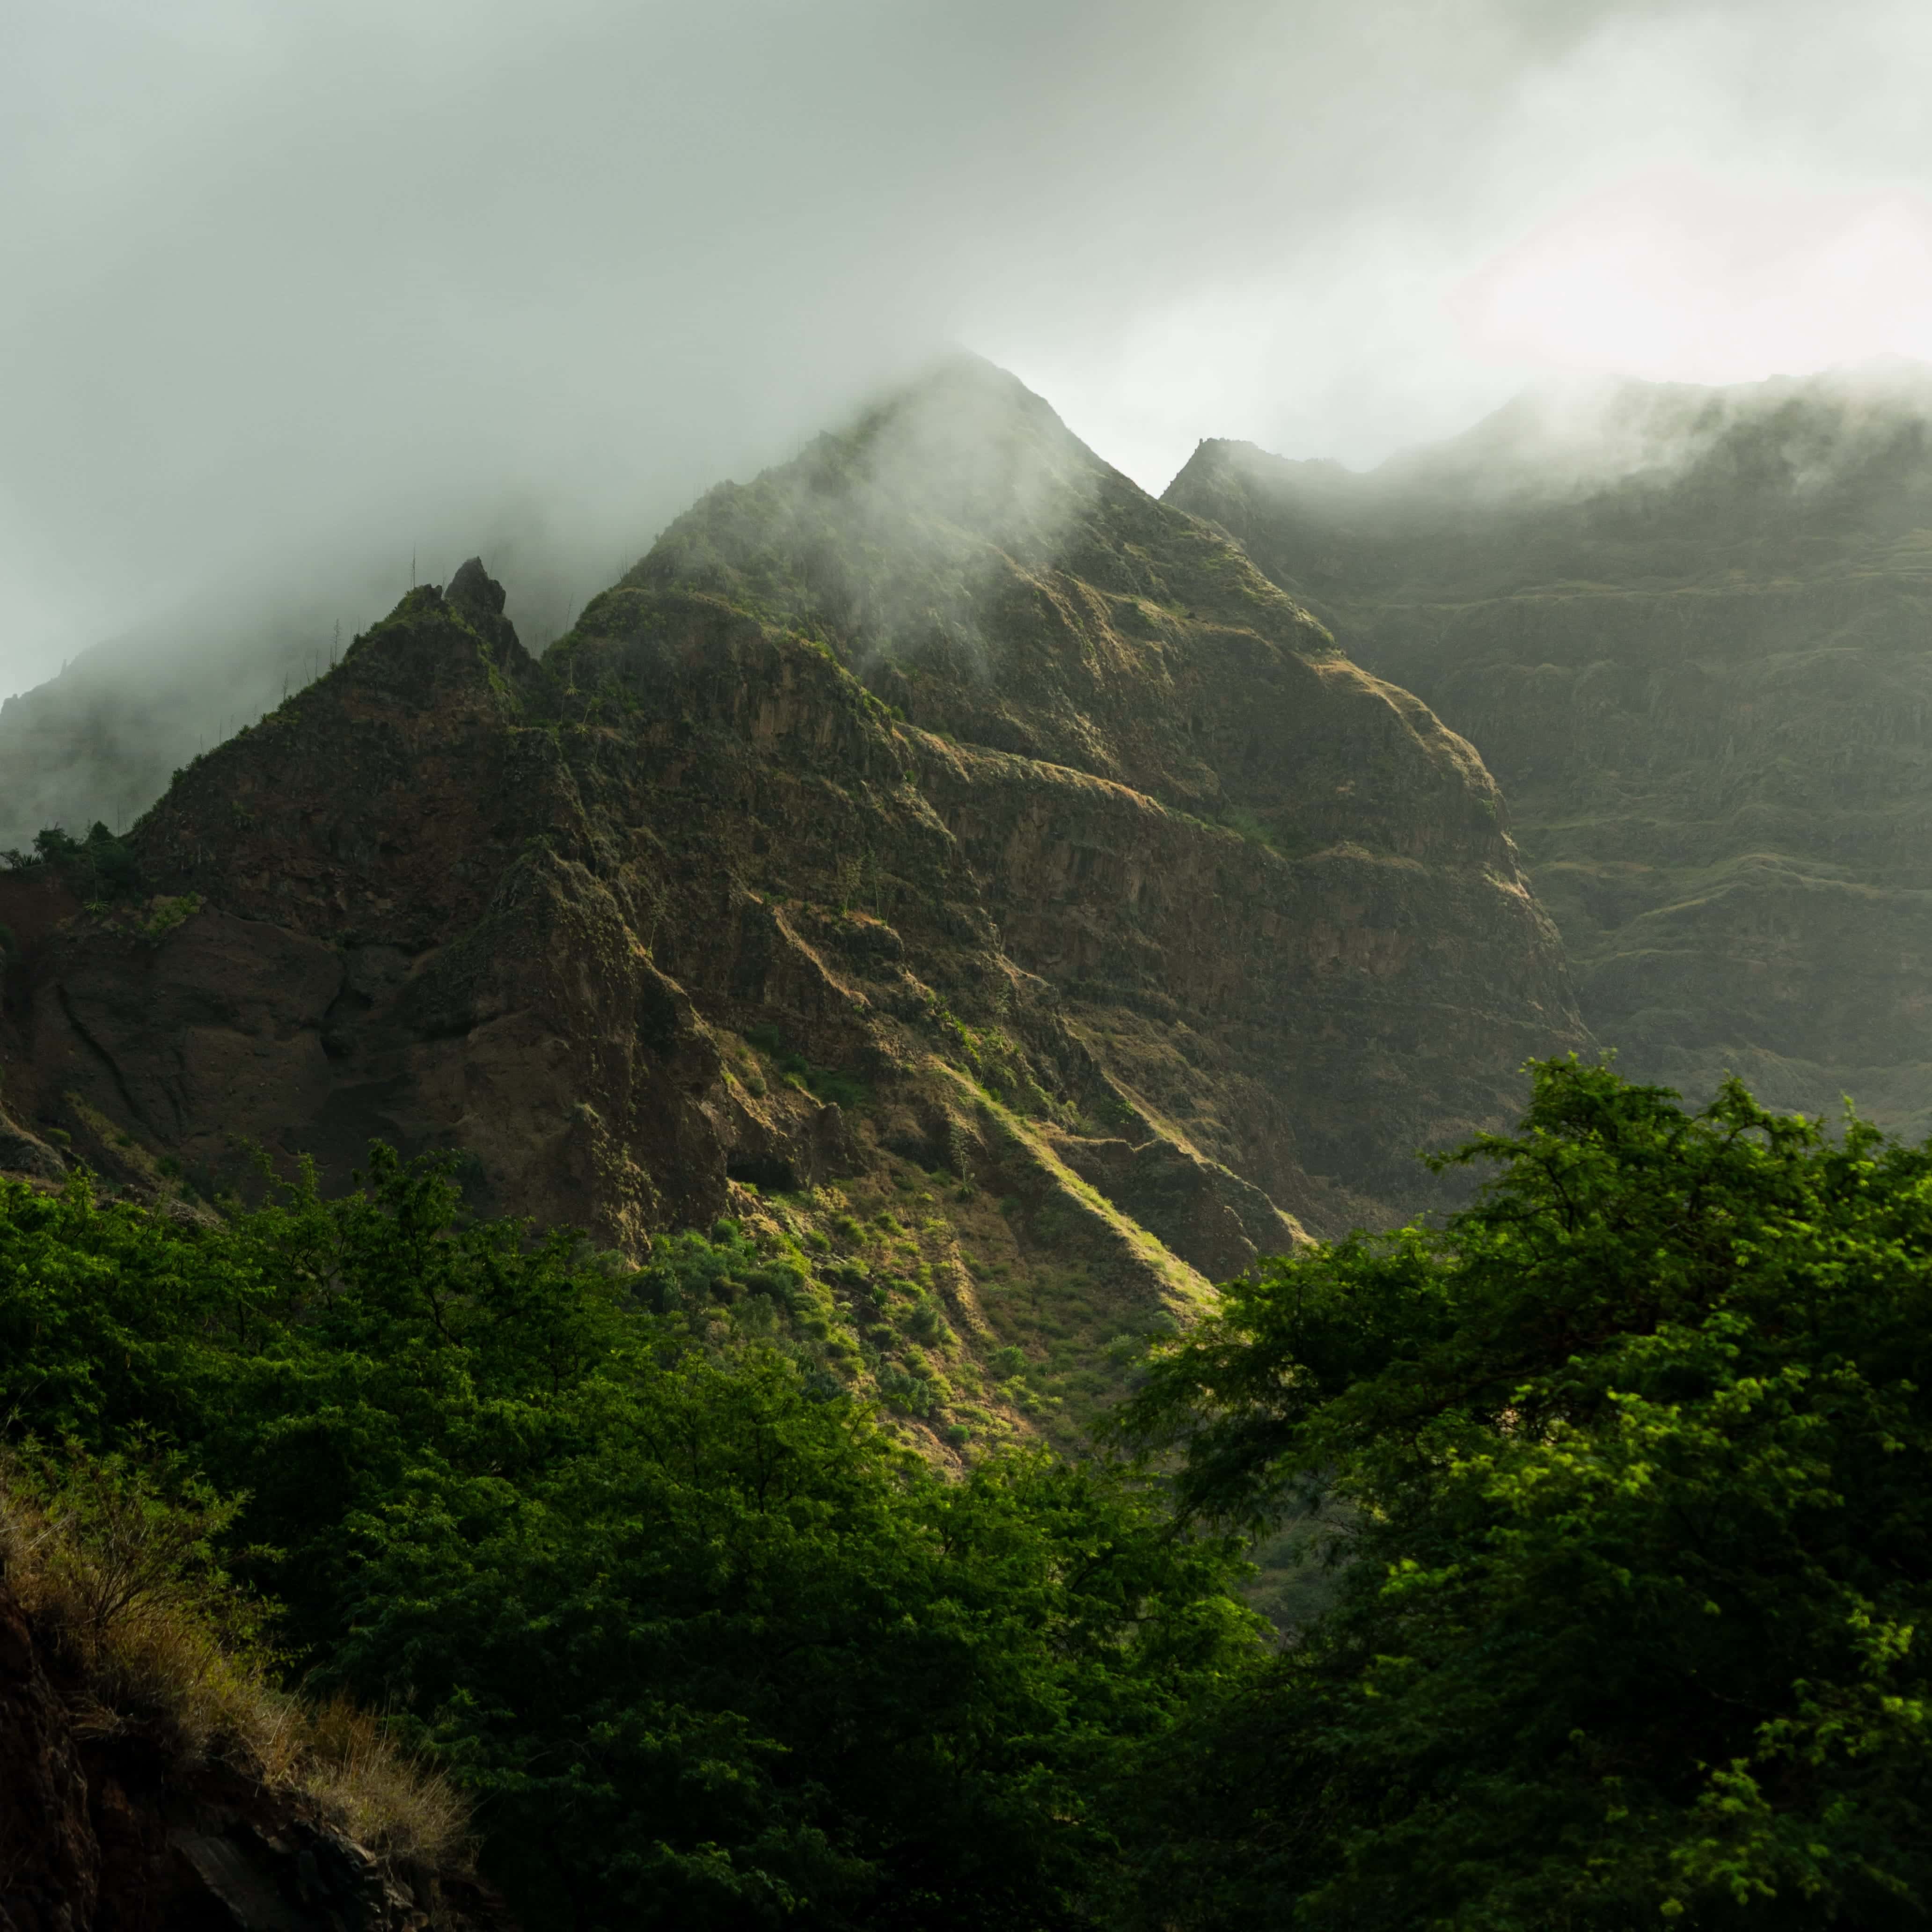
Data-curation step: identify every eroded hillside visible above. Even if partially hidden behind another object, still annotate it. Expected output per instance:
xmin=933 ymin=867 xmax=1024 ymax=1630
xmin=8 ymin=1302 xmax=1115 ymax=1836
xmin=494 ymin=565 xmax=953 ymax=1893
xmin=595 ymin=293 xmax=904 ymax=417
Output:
xmin=0 ymin=361 xmax=1581 ymax=1448
xmin=1168 ymin=370 xmax=1932 ymax=1133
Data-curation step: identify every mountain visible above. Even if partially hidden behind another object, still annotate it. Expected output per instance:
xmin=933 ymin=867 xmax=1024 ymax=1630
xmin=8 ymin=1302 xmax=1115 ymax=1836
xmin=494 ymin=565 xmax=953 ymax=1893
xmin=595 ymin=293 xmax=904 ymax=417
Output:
xmin=1166 ymin=366 xmax=1932 ymax=1134
xmin=0 ymin=537 xmax=594 ymax=856
xmin=0 ymin=359 xmax=1581 ymax=1446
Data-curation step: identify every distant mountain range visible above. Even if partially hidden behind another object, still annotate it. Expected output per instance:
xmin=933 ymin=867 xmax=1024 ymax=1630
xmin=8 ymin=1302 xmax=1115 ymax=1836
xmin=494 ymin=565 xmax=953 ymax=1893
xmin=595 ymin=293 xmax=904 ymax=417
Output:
xmin=14 ymin=357 xmax=1932 ymax=1446
xmin=1167 ymin=364 xmax=1932 ymax=1138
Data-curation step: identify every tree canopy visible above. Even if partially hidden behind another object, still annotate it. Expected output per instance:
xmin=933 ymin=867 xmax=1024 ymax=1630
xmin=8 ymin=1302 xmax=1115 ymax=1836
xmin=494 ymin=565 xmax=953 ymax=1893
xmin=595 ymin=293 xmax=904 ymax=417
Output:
xmin=0 ymin=1149 xmax=1257 ymax=1929
xmin=1113 ymin=1059 xmax=1932 ymax=1928
xmin=12 ymin=1060 xmax=1932 ymax=1926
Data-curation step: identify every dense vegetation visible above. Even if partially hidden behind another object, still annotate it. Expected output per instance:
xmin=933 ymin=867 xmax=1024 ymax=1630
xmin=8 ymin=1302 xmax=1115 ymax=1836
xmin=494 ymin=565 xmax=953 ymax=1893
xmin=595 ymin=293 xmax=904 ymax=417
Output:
xmin=0 ymin=1148 xmax=1256 ymax=1929
xmin=7 ymin=1060 xmax=1932 ymax=1925
xmin=1 ymin=819 xmax=142 ymax=896
xmin=1114 ymin=1060 xmax=1932 ymax=1928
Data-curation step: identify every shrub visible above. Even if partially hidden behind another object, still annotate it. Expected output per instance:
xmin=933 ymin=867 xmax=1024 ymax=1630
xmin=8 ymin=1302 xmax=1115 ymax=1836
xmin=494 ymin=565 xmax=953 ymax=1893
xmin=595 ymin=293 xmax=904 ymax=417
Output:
xmin=903 ymin=1297 xmax=948 ymax=1347
xmin=1114 ymin=1059 xmax=1932 ymax=1928
xmin=6 ymin=823 xmax=143 ymax=900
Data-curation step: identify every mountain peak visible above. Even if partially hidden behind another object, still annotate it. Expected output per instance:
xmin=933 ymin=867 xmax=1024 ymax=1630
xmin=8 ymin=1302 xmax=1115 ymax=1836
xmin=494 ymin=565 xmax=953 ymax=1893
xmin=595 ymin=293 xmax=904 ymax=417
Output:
xmin=446 ymin=556 xmax=507 ymax=615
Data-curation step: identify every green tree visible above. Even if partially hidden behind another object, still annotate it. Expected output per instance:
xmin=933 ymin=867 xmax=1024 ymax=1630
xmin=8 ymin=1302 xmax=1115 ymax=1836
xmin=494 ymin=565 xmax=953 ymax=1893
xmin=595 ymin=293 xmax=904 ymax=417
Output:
xmin=1113 ymin=1059 xmax=1932 ymax=1929
xmin=0 ymin=1149 xmax=1259 ymax=1929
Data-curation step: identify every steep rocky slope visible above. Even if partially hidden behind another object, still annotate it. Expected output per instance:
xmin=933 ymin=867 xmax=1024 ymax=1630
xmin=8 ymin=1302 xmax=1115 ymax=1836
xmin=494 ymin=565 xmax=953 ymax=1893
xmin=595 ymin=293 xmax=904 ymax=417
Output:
xmin=0 ymin=361 xmax=1581 ymax=1442
xmin=0 ymin=1579 xmax=493 ymax=1932
xmin=1167 ymin=369 xmax=1932 ymax=1133
xmin=0 ymin=554 xmax=590 ymax=856
xmin=0 ymin=628 xmax=321 ymax=857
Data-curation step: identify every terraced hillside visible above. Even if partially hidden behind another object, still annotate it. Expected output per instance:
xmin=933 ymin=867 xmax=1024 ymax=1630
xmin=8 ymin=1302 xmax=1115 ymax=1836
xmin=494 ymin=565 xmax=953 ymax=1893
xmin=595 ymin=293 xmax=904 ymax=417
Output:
xmin=1168 ymin=370 xmax=1932 ymax=1133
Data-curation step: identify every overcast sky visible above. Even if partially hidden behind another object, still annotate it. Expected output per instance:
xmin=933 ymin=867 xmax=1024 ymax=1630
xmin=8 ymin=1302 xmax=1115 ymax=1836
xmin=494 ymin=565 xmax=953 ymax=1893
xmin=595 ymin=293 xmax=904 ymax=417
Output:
xmin=7 ymin=0 xmax=1932 ymax=698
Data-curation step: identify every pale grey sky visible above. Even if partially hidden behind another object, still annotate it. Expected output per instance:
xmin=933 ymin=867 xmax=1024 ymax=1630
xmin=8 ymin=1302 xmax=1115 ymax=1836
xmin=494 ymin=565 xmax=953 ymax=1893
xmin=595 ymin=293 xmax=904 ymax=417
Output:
xmin=6 ymin=0 xmax=1932 ymax=697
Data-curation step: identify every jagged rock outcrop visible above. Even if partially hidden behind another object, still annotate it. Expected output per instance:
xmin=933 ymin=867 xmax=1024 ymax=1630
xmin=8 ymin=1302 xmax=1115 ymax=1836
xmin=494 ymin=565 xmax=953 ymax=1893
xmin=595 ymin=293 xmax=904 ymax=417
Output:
xmin=1165 ymin=368 xmax=1932 ymax=1132
xmin=605 ymin=359 xmax=1581 ymax=1215
xmin=0 ymin=361 xmax=1581 ymax=1431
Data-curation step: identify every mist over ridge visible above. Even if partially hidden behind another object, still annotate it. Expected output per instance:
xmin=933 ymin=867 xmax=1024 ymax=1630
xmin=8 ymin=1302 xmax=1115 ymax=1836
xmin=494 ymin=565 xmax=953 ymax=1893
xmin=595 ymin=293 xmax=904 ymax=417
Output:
xmin=21 ymin=349 xmax=1932 ymax=856
xmin=2 ymin=353 xmax=1112 ymax=849
xmin=1168 ymin=359 xmax=1932 ymax=1141
xmin=1189 ymin=358 xmax=1932 ymax=508
xmin=15 ymin=0 xmax=1932 ymax=703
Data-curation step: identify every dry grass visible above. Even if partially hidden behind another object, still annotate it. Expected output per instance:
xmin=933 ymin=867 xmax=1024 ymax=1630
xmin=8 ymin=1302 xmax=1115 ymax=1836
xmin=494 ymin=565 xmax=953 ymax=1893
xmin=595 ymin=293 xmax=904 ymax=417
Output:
xmin=297 ymin=1692 xmax=471 ymax=1858
xmin=0 ymin=1449 xmax=469 ymax=1865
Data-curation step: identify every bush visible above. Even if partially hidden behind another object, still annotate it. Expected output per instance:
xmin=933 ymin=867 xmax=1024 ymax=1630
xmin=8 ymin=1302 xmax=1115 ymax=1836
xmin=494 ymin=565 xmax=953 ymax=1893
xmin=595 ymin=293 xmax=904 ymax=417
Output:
xmin=903 ymin=1296 xmax=948 ymax=1346
xmin=4 ymin=823 xmax=143 ymax=899
xmin=0 ymin=1442 xmax=465 ymax=1861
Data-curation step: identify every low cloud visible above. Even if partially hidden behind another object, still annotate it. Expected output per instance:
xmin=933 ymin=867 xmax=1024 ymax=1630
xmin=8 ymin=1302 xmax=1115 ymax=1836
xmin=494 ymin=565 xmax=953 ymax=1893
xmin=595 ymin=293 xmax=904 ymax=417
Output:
xmin=6 ymin=0 xmax=1932 ymax=708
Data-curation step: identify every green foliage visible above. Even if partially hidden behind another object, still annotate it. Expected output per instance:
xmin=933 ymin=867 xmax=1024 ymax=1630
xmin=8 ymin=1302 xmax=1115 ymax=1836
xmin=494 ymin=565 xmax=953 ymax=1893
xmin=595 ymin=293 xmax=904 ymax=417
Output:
xmin=876 ymin=1361 xmax=940 ymax=1419
xmin=745 ymin=1024 xmax=871 ymax=1110
xmin=902 ymin=1293 xmax=949 ymax=1346
xmin=6 ymin=1437 xmax=256 ymax=1653
xmin=0 ymin=1149 xmax=1257 ymax=1929
xmin=1217 ymin=805 xmax=1277 ymax=851
xmin=1113 ymin=1059 xmax=1932 ymax=1928
xmin=139 ymin=893 xmax=201 ymax=944
xmin=631 ymin=1222 xmax=804 ymax=1314
xmin=2 ymin=821 xmax=143 ymax=899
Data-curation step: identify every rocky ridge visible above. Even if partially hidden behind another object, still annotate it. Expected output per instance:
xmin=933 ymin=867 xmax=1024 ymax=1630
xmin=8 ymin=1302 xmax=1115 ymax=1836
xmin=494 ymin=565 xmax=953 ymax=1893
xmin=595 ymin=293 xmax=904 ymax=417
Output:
xmin=1166 ymin=369 xmax=1932 ymax=1134
xmin=0 ymin=360 xmax=1582 ymax=1446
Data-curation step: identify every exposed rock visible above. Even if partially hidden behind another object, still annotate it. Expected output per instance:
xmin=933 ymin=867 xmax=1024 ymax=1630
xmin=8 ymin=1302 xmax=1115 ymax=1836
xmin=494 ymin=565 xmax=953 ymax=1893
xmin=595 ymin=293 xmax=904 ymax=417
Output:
xmin=0 ymin=1575 xmax=95 ymax=1932
xmin=445 ymin=556 xmax=506 ymax=617
xmin=1165 ymin=368 xmax=1932 ymax=1134
xmin=0 ymin=362 xmax=1581 ymax=1431
xmin=1049 ymin=1129 xmax=1300 ymax=1282
xmin=0 ymin=1112 xmax=63 ymax=1180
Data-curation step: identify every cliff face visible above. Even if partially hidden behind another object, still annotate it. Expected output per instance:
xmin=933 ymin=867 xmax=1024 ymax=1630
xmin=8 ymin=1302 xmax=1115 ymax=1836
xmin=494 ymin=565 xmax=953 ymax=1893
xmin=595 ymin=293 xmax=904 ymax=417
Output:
xmin=0 ymin=362 xmax=1580 ymax=1437
xmin=1166 ymin=371 xmax=1932 ymax=1134
xmin=609 ymin=361 xmax=1580 ymax=1214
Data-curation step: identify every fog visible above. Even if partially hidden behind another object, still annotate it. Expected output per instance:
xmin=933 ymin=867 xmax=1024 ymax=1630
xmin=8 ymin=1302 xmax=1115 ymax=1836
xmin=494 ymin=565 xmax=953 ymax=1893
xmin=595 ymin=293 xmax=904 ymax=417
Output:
xmin=7 ymin=0 xmax=1932 ymax=716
